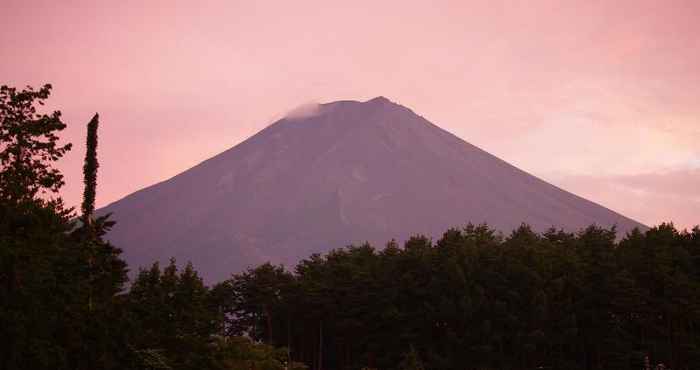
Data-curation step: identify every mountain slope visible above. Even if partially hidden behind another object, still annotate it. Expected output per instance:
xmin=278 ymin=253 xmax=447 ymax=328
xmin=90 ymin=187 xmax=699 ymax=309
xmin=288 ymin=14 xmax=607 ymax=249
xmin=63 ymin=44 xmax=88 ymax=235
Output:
xmin=101 ymin=96 xmax=645 ymax=281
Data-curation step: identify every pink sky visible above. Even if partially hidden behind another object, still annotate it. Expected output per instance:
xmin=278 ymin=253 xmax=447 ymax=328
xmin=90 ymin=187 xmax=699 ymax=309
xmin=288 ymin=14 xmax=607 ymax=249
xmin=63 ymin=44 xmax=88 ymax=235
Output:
xmin=2 ymin=0 xmax=698 ymax=229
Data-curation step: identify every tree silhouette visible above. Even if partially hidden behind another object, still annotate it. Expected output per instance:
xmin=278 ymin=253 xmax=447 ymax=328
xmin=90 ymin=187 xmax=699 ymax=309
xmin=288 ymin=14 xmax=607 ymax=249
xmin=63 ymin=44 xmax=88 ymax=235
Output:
xmin=81 ymin=113 xmax=99 ymax=225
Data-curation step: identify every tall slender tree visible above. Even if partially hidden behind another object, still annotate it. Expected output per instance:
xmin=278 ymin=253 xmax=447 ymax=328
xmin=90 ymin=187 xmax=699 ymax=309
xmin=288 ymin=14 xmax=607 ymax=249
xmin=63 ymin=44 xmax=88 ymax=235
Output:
xmin=81 ymin=113 xmax=99 ymax=225
xmin=79 ymin=113 xmax=99 ymax=369
xmin=71 ymin=112 xmax=128 ymax=370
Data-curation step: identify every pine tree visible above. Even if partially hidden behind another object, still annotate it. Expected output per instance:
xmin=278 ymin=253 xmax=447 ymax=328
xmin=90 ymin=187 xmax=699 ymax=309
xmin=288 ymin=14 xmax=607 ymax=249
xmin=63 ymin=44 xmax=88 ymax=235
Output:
xmin=81 ymin=113 xmax=99 ymax=225
xmin=71 ymin=112 xmax=128 ymax=370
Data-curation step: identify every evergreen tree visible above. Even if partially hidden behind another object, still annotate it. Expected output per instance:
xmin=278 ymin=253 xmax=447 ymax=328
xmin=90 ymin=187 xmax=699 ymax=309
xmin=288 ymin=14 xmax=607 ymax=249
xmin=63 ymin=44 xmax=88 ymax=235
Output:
xmin=0 ymin=84 xmax=76 ymax=370
xmin=0 ymin=199 xmax=76 ymax=370
xmin=81 ymin=113 xmax=99 ymax=224
xmin=125 ymin=259 xmax=220 ymax=370
xmin=70 ymin=112 xmax=128 ymax=370
xmin=0 ymin=85 xmax=128 ymax=370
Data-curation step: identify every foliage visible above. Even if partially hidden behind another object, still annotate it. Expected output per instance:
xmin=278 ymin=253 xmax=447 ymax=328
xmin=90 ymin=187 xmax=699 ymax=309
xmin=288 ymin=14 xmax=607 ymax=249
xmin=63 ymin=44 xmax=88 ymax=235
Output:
xmin=123 ymin=259 xmax=218 ymax=370
xmin=129 ymin=347 xmax=172 ymax=370
xmin=0 ymin=84 xmax=126 ymax=370
xmin=398 ymin=346 xmax=425 ymax=370
xmin=211 ymin=336 xmax=307 ymax=370
xmin=221 ymin=223 xmax=700 ymax=370
xmin=0 ymin=84 xmax=71 ymax=203
xmin=0 ymin=83 xmax=302 ymax=370
xmin=81 ymin=113 xmax=99 ymax=223
xmin=0 ymin=199 xmax=77 ymax=369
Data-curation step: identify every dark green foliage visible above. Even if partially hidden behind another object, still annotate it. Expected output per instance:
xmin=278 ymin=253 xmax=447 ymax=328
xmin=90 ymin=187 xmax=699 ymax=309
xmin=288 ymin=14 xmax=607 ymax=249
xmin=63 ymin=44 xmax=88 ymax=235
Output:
xmin=0 ymin=83 xmax=76 ymax=368
xmin=398 ymin=346 xmax=425 ymax=370
xmin=0 ymin=200 xmax=77 ymax=369
xmin=0 ymin=84 xmax=71 ymax=203
xmin=0 ymin=85 xmax=127 ymax=370
xmin=221 ymin=263 xmax=295 ymax=342
xmin=121 ymin=259 xmax=301 ymax=370
xmin=219 ymin=223 xmax=700 ymax=370
xmin=81 ymin=113 xmax=99 ymax=223
xmin=210 ymin=336 xmax=307 ymax=370
xmin=124 ymin=259 xmax=222 ymax=370
xmin=0 ymin=163 xmax=127 ymax=370
xmin=0 ymin=84 xmax=292 ymax=370
xmin=128 ymin=347 xmax=172 ymax=370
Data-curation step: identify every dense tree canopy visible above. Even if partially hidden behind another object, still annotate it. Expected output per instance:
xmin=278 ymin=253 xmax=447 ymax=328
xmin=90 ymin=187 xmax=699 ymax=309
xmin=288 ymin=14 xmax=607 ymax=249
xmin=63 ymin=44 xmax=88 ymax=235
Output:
xmin=218 ymin=224 xmax=700 ymax=370
xmin=0 ymin=84 xmax=128 ymax=370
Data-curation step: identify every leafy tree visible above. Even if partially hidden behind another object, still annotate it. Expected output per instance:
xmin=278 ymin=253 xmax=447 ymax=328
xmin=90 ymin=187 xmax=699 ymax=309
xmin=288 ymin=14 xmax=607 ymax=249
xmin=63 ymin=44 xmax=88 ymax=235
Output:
xmin=0 ymin=85 xmax=128 ymax=370
xmin=128 ymin=347 xmax=172 ymax=370
xmin=0 ymin=199 xmax=76 ymax=370
xmin=225 ymin=263 xmax=295 ymax=343
xmin=0 ymin=83 xmax=76 ymax=370
xmin=125 ymin=260 xmax=220 ymax=370
xmin=210 ymin=336 xmax=307 ymax=370
xmin=221 ymin=222 xmax=700 ymax=370
xmin=0 ymin=84 xmax=71 ymax=203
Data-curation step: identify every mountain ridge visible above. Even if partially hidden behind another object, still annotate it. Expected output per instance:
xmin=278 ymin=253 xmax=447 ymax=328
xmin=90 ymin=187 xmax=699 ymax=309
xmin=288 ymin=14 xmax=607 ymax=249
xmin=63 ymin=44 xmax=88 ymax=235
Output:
xmin=100 ymin=96 xmax=646 ymax=281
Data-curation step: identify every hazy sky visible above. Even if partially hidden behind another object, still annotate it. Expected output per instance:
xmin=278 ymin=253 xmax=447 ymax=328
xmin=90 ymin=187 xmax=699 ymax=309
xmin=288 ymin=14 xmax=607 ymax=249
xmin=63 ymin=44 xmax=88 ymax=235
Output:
xmin=2 ymin=0 xmax=698 ymax=229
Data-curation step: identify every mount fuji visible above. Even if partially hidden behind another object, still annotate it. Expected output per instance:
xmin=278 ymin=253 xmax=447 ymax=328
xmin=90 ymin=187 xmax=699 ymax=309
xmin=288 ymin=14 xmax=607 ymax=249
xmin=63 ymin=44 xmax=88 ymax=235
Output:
xmin=100 ymin=97 xmax=645 ymax=281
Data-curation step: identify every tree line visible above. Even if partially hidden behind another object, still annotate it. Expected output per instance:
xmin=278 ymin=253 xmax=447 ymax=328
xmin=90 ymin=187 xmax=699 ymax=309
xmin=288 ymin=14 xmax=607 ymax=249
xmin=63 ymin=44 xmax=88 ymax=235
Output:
xmin=221 ymin=223 xmax=700 ymax=370
xmin=1 ymin=84 xmax=699 ymax=370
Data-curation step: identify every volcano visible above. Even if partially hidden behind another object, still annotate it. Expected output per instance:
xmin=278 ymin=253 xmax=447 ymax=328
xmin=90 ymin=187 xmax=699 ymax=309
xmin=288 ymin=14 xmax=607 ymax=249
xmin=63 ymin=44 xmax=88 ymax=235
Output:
xmin=100 ymin=97 xmax=645 ymax=281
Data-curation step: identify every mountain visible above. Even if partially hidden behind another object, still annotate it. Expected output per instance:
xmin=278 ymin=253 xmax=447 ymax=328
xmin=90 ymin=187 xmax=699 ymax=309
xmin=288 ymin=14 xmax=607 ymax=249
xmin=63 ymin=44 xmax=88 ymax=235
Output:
xmin=100 ymin=96 xmax=645 ymax=281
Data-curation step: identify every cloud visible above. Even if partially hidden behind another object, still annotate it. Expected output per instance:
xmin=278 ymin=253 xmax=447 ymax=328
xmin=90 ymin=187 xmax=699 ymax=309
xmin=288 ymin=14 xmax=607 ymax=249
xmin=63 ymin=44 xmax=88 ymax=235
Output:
xmin=284 ymin=102 xmax=322 ymax=120
xmin=611 ymin=168 xmax=700 ymax=200
xmin=549 ymin=168 xmax=700 ymax=230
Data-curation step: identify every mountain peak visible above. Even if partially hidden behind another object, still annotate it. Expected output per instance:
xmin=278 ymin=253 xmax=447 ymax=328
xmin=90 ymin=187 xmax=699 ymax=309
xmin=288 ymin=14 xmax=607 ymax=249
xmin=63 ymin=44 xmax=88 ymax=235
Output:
xmin=366 ymin=96 xmax=392 ymax=104
xmin=100 ymin=97 xmax=645 ymax=282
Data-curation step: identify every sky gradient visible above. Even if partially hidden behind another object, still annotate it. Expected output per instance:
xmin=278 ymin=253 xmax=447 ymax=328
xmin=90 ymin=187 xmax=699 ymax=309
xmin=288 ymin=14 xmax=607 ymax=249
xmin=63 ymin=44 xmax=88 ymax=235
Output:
xmin=2 ymin=0 xmax=698 ymax=230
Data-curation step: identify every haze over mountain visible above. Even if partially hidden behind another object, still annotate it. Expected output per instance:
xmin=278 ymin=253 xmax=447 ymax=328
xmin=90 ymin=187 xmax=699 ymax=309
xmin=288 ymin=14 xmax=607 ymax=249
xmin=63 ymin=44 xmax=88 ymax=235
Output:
xmin=100 ymin=97 xmax=645 ymax=281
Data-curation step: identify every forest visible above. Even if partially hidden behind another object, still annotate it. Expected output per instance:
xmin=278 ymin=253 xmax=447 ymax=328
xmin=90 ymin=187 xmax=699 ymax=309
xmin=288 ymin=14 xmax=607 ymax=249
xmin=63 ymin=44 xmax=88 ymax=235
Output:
xmin=1 ymin=84 xmax=699 ymax=370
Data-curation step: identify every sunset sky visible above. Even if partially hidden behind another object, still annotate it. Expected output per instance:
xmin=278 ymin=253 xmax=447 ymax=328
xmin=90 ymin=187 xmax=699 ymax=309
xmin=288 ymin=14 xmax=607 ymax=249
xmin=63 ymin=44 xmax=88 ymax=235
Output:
xmin=2 ymin=0 xmax=698 ymax=229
